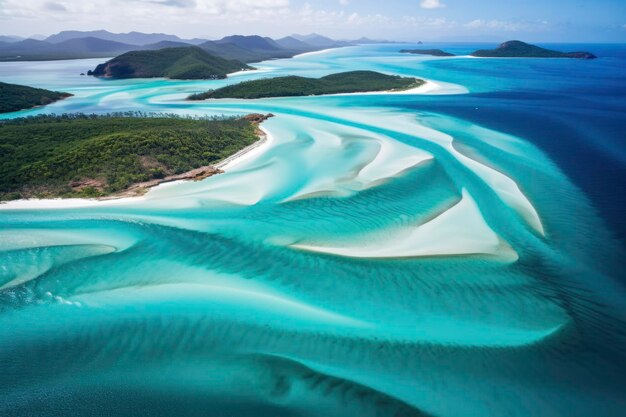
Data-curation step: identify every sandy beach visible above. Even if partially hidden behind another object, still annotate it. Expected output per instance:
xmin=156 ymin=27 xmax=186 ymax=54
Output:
xmin=328 ymin=78 xmax=469 ymax=96
xmin=293 ymin=48 xmax=340 ymax=58
xmin=227 ymin=67 xmax=273 ymax=77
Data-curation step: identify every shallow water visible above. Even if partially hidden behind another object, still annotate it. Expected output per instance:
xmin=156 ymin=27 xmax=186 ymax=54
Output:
xmin=1 ymin=44 xmax=625 ymax=417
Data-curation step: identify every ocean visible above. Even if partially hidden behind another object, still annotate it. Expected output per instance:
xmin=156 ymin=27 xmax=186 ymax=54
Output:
xmin=1 ymin=43 xmax=625 ymax=417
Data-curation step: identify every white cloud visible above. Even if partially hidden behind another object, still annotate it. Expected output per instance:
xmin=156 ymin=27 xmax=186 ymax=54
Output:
xmin=0 ymin=0 xmax=555 ymax=40
xmin=43 ymin=2 xmax=68 ymax=12
xmin=464 ymin=19 xmax=550 ymax=32
xmin=142 ymin=0 xmax=196 ymax=8
xmin=339 ymin=0 xmax=349 ymax=5
xmin=420 ymin=0 xmax=444 ymax=9
xmin=403 ymin=16 xmax=456 ymax=28
xmin=346 ymin=12 xmax=391 ymax=26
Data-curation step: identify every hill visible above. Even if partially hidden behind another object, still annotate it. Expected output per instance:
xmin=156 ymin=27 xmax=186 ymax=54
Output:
xmin=143 ymin=40 xmax=193 ymax=50
xmin=471 ymin=41 xmax=597 ymax=59
xmin=54 ymin=37 xmax=136 ymax=54
xmin=0 ymin=114 xmax=259 ymax=200
xmin=0 ymin=31 xmax=350 ymax=62
xmin=291 ymin=33 xmax=351 ymax=48
xmin=0 ymin=82 xmax=72 ymax=113
xmin=199 ymin=35 xmax=297 ymax=63
xmin=217 ymin=35 xmax=282 ymax=51
xmin=45 ymin=30 xmax=206 ymax=46
xmin=275 ymin=36 xmax=313 ymax=50
xmin=188 ymin=70 xmax=423 ymax=100
xmin=0 ymin=35 xmax=24 ymax=43
xmin=0 ymin=39 xmax=54 ymax=57
xmin=400 ymin=49 xmax=455 ymax=57
xmin=0 ymin=37 xmax=137 ymax=60
xmin=88 ymin=47 xmax=252 ymax=80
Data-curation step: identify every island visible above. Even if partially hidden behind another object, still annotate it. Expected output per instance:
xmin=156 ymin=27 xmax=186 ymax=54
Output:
xmin=87 ymin=46 xmax=252 ymax=80
xmin=470 ymin=40 xmax=597 ymax=59
xmin=187 ymin=71 xmax=424 ymax=100
xmin=0 ymin=81 xmax=72 ymax=113
xmin=400 ymin=49 xmax=455 ymax=57
xmin=0 ymin=113 xmax=271 ymax=200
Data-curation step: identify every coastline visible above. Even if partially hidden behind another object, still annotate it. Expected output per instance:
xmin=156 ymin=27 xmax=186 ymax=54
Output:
xmin=0 ymin=125 xmax=273 ymax=210
xmin=293 ymin=48 xmax=338 ymax=58
xmin=215 ymin=126 xmax=271 ymax=170
xmin=0 ymin=92 xmax=73 ymax=116
xmin=227 ymin=67 xmax=272 ymax=77
xmin=193 ymin=78 xmax=467 ymax=102
xmin=327 ymin=78 xmax=469 ymax=96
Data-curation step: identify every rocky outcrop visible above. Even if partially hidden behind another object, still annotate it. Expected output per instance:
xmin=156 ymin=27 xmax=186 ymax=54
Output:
xmin=110 ymin=166 xmax=223 ymax=198
xmin=243 ymin=113 xmax=275 ymax=124
xmin=69 ymin=178 xmax=105 ymax=192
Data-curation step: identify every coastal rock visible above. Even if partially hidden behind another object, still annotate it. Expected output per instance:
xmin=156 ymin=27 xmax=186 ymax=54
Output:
xmin=119 ymin=166 xmax=224 ymax=198
xmin=69 ymin=178 xmax=105 ymax=191
xmin=243 ymin=113 xmax=275 ymax=124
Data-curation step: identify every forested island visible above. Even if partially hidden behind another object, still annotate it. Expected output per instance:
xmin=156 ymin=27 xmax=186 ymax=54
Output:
xmin=0 ymin=82 xmax=72 ymax=113
xmin=0 ymin=113 xmax=263 ymax=200
xmin=398 ymin=41 xmax=596 ymax=60
xmin=470 ymin=41 xmax=597 ymax=59
xmin=188 ymin=71 xmax=424 ymax=100
xmin=88 ymin=47 xmax=251 ymax=80
xmin=400 ymin=49 xmax=455 ymax=57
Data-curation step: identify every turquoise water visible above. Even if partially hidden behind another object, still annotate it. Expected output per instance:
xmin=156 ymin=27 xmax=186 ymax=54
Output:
xmin=1 ymin=44 xmax=625 ymax=417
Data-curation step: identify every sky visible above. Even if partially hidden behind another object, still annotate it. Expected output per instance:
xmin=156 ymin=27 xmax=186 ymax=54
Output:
xmin=0 ymin=0 xmax=625 ymax=42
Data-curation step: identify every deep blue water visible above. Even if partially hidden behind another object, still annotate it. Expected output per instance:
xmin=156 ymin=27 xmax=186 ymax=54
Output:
xmin=336 ymin=43 xmax=626 ymax=243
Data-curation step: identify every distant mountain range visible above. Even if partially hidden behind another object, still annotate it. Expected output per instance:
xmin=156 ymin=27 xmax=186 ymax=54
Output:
xmin=0 ymin=31 xmax=392 ymax=62
xmin=44 ymin=30 xmax=207 ymax=46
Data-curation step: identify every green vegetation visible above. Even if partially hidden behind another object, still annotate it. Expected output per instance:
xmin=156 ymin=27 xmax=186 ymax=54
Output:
xmin=188 ymin=71 xmax=424 ymax=100
xmin=0 ymin=113 xmax=259 ymax=200
xmin=88 ymin=47 xmax=252 ymax=80
xmin=0 ymin=82 xmax=72 ymax=113
xmin=400 ymin=49 xmax=455 ymax=57
xmin=471 ymin=41 xmax=597 ymax=59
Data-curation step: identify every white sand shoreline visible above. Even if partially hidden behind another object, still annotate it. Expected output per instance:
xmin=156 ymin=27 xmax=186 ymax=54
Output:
xmin=293 ymin=48 xmax=337 ymax=58
xmin=196 ymin=78 xmax=468 ymax=103
xmin=227 ymin=67 xmax=272 ymax=77
xmin=216 ymin=126 xmax=273 ymax=170
xmin=0 ymin=126 xmax=274 ymax=211
xmin=316 ymin=78 xmax=468 ymax=97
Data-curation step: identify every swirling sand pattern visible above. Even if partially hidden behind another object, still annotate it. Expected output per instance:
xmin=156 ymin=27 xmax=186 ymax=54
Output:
xmin=1 ymin=44 xmax=625 ymax=417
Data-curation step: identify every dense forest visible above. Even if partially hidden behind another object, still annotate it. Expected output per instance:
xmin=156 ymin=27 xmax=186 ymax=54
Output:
xmin=0 ymin=113 xmax=258 ymax=200
xmin=188 ymin=71 xmax=424 ymax=100
xmin=0 ymin=82 xmax=72 ymax=113
xmin=88 ymin=47 xmax=252 ymax=80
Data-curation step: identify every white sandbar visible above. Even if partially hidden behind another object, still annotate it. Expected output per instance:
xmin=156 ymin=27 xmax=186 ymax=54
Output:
xmin=292 ymin=189 xmax=518 ymax=261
